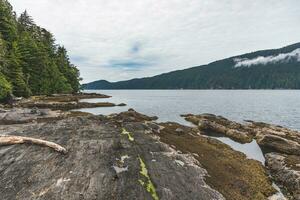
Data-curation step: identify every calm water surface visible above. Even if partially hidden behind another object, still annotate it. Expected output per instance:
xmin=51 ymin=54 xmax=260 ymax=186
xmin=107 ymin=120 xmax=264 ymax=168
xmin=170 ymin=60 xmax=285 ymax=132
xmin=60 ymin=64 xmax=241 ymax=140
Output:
xmin=78 ymin=90 xmax=300 ymax=163
xmin=81 ymin=90 xmax=300 ymax=130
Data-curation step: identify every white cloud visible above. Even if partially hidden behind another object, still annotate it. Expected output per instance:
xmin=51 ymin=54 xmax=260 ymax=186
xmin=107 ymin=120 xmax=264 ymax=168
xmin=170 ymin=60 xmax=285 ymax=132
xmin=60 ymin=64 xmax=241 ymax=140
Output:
xmin=8 ymin=0 xmax=300 ymax=83
xmin=234 ymin=48 xmax=300 ymax=67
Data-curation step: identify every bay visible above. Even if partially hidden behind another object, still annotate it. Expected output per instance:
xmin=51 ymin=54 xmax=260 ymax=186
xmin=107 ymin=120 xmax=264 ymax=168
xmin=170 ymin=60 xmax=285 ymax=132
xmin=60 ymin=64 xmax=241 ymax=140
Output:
xmin=78 ymin=90 xmax=300 ymax=163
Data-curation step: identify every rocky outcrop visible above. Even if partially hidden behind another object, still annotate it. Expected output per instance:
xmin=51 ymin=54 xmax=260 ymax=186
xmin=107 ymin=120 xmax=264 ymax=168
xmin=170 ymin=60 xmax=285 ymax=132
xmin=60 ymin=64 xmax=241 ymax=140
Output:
xmin=0 ymin=108 xmax=65 ymax=125
xmin=19 ymin=101 xmax=123 ymax=110
xmin=0 ymin=107 xmax=92 ymax=125
xmin=3 ymin=93 xmax=299 ymax=200
xmin=156 ymin=122 xmax=276 ymax=200
xmin=257 ymin=134 xmax=300 ymax=155
xmin=182 ymin=113 xmax=300 ymax=199
xmin=266 ymin=153 xmax=300 ymax=200
xmin=182 ymin=114 xmax=253 ymax=143
xmin=182 ymin=114 xmax=300 ymax=155
xmin=6 ymin=93 xmax=125 ymax=111
xmin=0 ymin=109 xmax=281 ymax=200
xmin=0 ymin=111 xmax=226 ymax=200
xmin=28 ymin=93 xmax=111 ymax=103
xmin=248 ymin=121 xmax=300 ymax=156
xmin=247 ymin=121 xmax=300 ymax=144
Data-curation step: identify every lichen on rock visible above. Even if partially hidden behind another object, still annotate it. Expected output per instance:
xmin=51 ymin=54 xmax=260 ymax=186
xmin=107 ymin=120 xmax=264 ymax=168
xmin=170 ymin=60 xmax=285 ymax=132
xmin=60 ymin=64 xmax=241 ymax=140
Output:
xmin=121 ymin=128 xmax=135 ymax=142
xmin=138 ymin=156 xmax=159 ymax=200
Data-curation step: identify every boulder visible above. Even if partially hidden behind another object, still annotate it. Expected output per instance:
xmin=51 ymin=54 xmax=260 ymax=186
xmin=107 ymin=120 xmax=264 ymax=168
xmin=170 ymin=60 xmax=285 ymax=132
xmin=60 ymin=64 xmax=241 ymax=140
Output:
xmin=182 ymin=114 xmax=253 ymax=143
xmin=257 ymin=134 xmax=300 ymax=155
xmin=182 ymin=114 xmax=300 ymax=155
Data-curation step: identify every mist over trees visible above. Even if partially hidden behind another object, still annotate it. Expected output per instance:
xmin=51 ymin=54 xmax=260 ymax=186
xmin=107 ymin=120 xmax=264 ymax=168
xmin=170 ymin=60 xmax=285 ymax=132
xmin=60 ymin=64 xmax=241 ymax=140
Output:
xmin=0 ymin=0 xmax=81 ymax=101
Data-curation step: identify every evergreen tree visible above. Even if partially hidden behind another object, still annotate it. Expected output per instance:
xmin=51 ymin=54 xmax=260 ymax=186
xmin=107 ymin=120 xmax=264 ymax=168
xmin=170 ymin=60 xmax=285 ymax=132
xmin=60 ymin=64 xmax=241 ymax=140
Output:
xmin=16 ymin=31 xmax=45 ymax=94
xmin=5 ymin=42 xmax=31 ymax=97
xmin=0 ymin=33 xmax=6 ymax=70
xmin=55 ymin=46 xmax=81 ymax=93
xmin=0 ymin=1 xmax=81 ymax=101
xmin=0 ymin=72 xmax=11 ymax=101
xmin=18 ymin=10 xmax=34 ymax=31
xmin=0 ymin=0 xmax=17 ymax=44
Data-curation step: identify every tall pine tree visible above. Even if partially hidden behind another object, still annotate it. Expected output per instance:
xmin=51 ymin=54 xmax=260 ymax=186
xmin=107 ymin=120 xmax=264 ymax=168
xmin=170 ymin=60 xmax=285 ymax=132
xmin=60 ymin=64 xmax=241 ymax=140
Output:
xmin=0 ymin=0 xmax=81 ymax=101
xmin=6 ymin=42 xmax=31 ymax=97
xmin=0 ymin=32 xmax=11 ymax=100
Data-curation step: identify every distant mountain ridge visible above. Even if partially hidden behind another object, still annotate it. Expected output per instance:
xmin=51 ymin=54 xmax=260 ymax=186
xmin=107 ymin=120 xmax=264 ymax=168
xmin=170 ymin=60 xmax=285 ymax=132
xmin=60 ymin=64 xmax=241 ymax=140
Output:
xmin=83 ymin=42 xmax=300 ymax=89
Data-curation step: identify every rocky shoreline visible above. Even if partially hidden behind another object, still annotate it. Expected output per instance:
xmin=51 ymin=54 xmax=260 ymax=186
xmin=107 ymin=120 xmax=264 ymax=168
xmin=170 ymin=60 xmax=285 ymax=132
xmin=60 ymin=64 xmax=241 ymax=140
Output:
xmin=2 ymin=93 xmax=125 ymax=111
xmin=183 ymin=113 xmax=300 ymax=199
xmin=0 ymin=93 xmax=299 ymax=200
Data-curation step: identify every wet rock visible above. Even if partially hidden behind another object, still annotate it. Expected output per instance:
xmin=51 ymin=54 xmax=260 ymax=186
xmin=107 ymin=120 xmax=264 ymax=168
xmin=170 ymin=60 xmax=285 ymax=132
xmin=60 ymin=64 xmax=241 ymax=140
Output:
xmin=257 ymin=134 xmax=300 ymax=155
xmin=74 ymin=92 xmax=111 ymax=99
xmin=248 ymin=121 xmax=300 ymax=147
xmin=37 ymin=92 xmax=111 ymax=102
xmin=266 ymin=153 xmax=300 ymax=199
xmin=182 ymin=114 xmax=253 ymax=143
xmin=14 ymin=93 xmax=124 ymax=111
xmin=110 ymin=109 xmax=158 ymax=123
xmin=20 ymin=101 xmax=118 ymax=110
xmin=182 ymin=114 xmax=300 ymax=157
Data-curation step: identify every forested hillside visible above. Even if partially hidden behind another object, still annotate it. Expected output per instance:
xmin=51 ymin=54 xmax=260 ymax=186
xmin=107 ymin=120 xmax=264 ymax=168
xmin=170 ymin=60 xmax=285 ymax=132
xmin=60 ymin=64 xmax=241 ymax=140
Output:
xmin=0 ymin=0 xmax=81 ymax=101
xmin=84 ymin=42 xmax=300 ymax=90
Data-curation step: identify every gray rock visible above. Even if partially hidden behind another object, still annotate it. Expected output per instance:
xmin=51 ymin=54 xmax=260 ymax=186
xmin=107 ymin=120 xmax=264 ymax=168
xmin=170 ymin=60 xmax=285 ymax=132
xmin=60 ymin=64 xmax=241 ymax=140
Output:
xmin=182 ymin=113 xmax=300 ymax=155
xmin=175 ymin=128 xmax=184 ymax=133
xmin=0 ymin=115 xmax=224 ymax=200
xmin=30 ymin=107 xmax=40 ymax=114
xmin=146 ymin=122 xmax=161 ymax=133
xmin=182 ymin=114 xmax=253 ymax=143
xmin=257 ymin=134 xmax=300 ymax=155
xmin=0 ymin=108 xmax=64 ymax=125
xmin=266 ymin=153 xmax=300 ymax=199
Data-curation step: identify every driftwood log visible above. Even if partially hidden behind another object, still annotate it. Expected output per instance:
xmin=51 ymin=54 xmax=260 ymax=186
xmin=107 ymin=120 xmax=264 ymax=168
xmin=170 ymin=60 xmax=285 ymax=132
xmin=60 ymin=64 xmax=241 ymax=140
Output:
xmin=0 ymin=135 xmax=67 ymax=154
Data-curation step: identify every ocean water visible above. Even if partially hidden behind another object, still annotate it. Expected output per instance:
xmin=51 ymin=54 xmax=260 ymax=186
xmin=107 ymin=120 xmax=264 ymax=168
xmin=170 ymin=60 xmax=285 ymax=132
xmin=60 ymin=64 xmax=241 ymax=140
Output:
xmin=81 ymin=90 xmax=300 ymax=130
xmin=78 ymin=90 xmax=300 ymax=163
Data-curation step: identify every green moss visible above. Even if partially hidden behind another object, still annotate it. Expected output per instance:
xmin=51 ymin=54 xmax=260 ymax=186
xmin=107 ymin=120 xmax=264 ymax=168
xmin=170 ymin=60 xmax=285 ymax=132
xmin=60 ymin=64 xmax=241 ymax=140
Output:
xmin=138 ymin=156 xmax=159 ymax=200
xmin=139 ymin=179 xmax=145 ymax=186
xmin=157 ymin=122 xmax=276 ymax=200
xmin=122 ymin=128 xmax=134 ymax=142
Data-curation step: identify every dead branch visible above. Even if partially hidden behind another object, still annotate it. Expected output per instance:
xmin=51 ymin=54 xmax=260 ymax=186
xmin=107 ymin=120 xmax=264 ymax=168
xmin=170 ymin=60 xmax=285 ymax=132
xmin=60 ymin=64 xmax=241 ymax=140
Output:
xmin=0 ymin=135 xmax=67 ymax=154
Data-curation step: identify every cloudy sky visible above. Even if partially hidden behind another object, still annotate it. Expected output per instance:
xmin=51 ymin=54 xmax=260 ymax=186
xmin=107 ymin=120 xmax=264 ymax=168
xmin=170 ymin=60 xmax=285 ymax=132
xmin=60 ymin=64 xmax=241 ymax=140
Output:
xmin=9 ymin=0 xmax=300 ymax=83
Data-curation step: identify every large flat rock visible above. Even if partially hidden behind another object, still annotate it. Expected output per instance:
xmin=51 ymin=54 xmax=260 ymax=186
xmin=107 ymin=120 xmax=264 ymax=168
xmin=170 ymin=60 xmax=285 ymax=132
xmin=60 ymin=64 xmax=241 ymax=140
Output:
xmin=0 ymin=112 xmax=223 ymax=200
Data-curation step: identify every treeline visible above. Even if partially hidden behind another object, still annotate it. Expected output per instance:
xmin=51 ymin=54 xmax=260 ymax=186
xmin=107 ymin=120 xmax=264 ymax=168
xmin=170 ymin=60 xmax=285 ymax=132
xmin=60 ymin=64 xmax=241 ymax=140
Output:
xmin=0 ymin=0 xmax=81 ymax=101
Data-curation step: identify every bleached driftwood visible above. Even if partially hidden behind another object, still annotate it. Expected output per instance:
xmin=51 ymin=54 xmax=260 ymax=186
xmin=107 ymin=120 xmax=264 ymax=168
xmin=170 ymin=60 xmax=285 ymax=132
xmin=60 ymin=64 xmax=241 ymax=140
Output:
xmin=0 ymin=135 xmax=67 ymax=154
